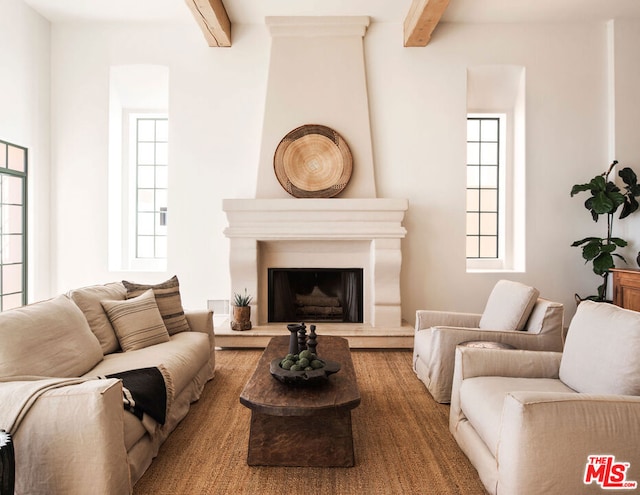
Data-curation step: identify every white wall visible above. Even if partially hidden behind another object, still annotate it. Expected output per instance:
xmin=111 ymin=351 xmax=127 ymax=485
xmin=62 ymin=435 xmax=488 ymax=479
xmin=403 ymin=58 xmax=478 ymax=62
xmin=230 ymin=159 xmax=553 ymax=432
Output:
xmin=610 ymin=20 xmax=640 ymax=272
xmin=368 ymin=21 xmax=611 ymax=320
xmin=0 ymin=0 xmax=51 ymax=302
xmin=40 ymin=16 xmax=640 ymax=320
xmin=49 ymin=21 xmax=268 ymax=308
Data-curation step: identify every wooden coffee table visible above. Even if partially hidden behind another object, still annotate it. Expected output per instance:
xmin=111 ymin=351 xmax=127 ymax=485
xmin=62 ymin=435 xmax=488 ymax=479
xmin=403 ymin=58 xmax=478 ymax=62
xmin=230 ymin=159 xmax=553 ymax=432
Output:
xmin=239 ymin=335 xmax=361 ymax=467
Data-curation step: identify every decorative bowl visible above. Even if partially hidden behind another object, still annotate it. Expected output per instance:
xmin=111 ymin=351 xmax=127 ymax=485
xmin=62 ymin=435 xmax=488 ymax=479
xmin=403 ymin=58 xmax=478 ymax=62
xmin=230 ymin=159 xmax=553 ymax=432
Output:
xmin=273 ymin=124 xmax=353 ymax=198
xmin=270 ymin=358 xmax=341 ymax=386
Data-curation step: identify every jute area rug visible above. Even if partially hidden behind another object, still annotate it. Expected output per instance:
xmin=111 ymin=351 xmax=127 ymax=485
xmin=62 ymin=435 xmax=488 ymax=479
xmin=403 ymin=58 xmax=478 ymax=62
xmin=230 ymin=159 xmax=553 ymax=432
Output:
xmin=133 ymin=350 xmax=487 ymax=495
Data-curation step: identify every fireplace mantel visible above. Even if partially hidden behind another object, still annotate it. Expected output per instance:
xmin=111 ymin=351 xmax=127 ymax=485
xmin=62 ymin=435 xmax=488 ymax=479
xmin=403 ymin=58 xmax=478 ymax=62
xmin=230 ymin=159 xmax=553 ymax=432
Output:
xmin=223 ymin=198 xmax=408 ymax=239
xmin=223 ymin=198 xmax=408 ymax=329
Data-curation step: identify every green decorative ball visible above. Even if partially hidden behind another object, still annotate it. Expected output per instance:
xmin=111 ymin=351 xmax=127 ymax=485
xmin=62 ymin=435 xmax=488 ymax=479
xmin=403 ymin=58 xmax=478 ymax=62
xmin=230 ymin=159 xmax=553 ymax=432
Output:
xmin=281 ymin=359 xmax=295 ymax=370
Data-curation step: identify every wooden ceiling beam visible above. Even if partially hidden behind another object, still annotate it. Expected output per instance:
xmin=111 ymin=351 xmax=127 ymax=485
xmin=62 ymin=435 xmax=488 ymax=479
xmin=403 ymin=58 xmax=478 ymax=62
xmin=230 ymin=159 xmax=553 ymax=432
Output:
xmin=185 ymin=0 xmax=231 ymax=47
xmin=404 ymin=0 xmax=451 ymax=47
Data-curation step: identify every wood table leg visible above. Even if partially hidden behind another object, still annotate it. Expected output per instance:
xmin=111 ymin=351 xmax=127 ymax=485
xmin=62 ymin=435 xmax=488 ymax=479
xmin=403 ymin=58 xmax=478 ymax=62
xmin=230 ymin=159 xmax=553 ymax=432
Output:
xmin=247 ymin=409 xmax=355 ymax=467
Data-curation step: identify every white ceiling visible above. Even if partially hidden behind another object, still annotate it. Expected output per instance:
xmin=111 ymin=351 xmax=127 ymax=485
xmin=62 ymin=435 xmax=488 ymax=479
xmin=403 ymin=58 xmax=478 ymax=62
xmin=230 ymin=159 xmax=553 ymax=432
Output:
xmin=21 ymin=0 xmax=640 ymax=25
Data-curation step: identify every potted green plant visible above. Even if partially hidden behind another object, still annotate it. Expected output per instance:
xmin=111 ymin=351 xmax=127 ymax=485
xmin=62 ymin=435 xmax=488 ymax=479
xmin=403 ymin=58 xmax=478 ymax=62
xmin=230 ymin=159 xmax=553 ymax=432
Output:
xmin=231 ymin=289 xmax=253 ymax=331
xmin=571 ymin=160 xmax=640 ymax=302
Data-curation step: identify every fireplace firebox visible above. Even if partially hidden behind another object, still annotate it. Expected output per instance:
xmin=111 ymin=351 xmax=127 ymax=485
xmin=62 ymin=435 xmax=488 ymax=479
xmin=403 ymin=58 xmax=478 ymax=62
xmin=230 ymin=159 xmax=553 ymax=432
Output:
xmin=268 ymin=268 xmax=363 ymax=323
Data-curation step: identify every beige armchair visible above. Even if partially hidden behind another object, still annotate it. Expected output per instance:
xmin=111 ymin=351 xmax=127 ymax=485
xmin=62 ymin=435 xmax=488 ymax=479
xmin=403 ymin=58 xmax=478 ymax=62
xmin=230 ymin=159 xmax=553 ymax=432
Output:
xmin=450 ymin=300 xmax=640 ymax=495
xmin=413 ymin=280 xmax=564 ymax=403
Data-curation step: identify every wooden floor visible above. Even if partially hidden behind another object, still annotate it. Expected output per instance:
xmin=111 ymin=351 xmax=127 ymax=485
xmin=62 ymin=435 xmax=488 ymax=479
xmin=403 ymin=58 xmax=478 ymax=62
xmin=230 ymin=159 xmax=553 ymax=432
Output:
xmin=213 ymin=317 xmax=414 ymax=349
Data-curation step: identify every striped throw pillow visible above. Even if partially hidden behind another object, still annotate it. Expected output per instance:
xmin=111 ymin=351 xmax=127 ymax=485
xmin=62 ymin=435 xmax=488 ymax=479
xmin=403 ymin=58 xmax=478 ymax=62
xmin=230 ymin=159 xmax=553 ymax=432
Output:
xmin=101 ymin=289 xmax=170 ymax=352
xmin=122 ymin=276 xmax=191 ymax=335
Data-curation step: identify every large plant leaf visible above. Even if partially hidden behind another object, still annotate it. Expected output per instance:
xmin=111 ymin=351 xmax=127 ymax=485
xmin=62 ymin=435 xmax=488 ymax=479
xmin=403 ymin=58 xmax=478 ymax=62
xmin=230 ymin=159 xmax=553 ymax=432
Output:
xmin=620 ymin=195 xmax=639 ymax=219
xmin=612 ymin=252 xmax=627 ymax=263
xmin=571 ymin=236 xmax=602 ymax=247
xmin=591 ymin=175 xmax=607 ymax=192
xmin=609 ymin=237 xmax=628 ymax=247
xmin=619 ymin=167 xmax=638 ymax=187
xmin=608 ymin=190 xmax=626 ymax=207
xmin=570 ymin=183 xmax=593 ymax=197
xmin=582 ymin=242 xmax=601 ymax=261
xmin=591 ymin=192 xmax=615 ymax=214
xmin=600 ymin=243 xmax=617 ymax=253
xmin=593 ymin=252 xmax=614 ymax=275
xmin=583 ymin=198 xmax=599 ymax=221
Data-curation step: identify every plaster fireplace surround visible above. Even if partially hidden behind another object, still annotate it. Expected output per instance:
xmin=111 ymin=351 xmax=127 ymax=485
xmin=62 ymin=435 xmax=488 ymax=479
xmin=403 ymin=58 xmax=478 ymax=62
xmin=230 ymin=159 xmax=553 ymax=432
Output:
xmin=221 ymin=16 xmax=410 ymax=348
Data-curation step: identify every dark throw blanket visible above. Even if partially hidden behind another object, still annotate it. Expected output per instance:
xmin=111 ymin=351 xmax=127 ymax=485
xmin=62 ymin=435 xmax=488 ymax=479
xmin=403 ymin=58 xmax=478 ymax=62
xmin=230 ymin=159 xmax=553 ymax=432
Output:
xmin=100 ymin=367 xmax=168 ymax=425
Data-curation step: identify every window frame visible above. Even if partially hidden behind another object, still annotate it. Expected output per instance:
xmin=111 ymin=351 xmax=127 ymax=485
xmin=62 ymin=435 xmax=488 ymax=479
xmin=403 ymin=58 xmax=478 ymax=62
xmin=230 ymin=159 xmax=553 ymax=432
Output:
xmin=0 ymin=139 xmax=28 ymax=311
xmin=466 ymin=113 xmax=509 ymax=271
xmin=123 ymin=111 xmax=168 ymax=272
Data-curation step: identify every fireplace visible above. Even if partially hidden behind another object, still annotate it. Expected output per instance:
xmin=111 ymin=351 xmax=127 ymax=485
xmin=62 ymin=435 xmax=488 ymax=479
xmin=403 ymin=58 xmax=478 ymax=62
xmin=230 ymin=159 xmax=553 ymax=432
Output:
xmin=223 ymin=198 xmax=407 ymax=328
xmin=268 ymin=268 xmax=363 ymax=323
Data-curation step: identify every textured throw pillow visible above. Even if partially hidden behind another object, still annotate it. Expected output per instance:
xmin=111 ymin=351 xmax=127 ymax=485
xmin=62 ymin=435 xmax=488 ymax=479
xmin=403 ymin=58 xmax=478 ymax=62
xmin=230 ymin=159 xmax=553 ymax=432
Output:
xmin=68 ymin=282 xmax=127 ymax=354
xmin=479 ymin=280 xmax=539 ymax=331
xmin=101 ymin=289 xmax=170 ymax=352
xmin=122 ymin=275 xmax=191 ymax=335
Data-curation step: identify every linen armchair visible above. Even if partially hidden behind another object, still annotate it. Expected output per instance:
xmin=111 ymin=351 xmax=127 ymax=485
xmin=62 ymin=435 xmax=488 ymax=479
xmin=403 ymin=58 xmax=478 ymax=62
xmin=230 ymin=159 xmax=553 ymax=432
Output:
xmin=413 ymin=280 xmax=564 ymax=403
xmin=449 ymin=300 xmax=640 ymax=495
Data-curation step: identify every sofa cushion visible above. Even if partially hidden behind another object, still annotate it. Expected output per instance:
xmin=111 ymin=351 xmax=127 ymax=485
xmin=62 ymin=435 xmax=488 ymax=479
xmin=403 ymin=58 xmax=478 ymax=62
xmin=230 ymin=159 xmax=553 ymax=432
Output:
xmin=87 ymin=331 xmax=211 ymax=398
xmin=479 ymin=280 xmax=539 ymax=331
xmin=101 ymin=289 xmax=170 ymax=352
xmin=560 ymin=300 xmax=640 ymax=395
xmin=122 ymin=276 xmax=190 ymax=335
xmin=0 ymin=295 xmax=103 ymax=378
xmin=69 ymin=282 xmax=126 ymax=354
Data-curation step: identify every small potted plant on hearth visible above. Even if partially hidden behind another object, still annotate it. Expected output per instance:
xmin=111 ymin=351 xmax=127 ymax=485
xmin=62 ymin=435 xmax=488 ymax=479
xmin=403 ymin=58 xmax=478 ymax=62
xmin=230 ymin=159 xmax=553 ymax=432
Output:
xmin=570 ymin=160 xmax=640 ymax=302
xmin=231 ymin=289 xmax=253 ymax=331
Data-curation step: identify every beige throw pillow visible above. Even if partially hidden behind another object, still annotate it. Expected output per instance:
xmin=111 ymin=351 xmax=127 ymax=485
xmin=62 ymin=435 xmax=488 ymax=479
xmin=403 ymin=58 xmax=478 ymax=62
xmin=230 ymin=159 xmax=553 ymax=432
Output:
xmin=122 ymin=275 xmax=191 ymax=335
xmin=101 ymin=289 xmax=170 ymax=352
xmin=68 ymin=282 xmax=126 ymax=354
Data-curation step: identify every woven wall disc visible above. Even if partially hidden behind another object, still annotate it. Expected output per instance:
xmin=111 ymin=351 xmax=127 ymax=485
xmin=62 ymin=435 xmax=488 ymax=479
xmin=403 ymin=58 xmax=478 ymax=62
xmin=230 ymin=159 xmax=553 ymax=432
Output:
xmin=274 ymin=124 xmax=353 ymax=198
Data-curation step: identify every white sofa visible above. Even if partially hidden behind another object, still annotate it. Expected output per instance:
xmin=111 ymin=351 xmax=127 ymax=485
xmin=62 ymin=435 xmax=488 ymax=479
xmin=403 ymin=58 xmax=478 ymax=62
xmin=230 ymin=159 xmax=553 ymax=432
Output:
xmin=450 ymin=300 xmax=640 ymax=495
xmin=413 ymin=280 xmax=564 ymax=403
xmin=0 ymin=279 xmax=215 ymax=495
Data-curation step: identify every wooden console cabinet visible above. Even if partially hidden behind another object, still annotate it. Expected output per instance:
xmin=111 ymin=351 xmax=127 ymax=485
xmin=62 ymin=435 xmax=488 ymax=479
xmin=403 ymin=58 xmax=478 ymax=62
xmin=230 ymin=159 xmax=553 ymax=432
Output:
xmin=610 ymin=268 xmax=640 ymax=312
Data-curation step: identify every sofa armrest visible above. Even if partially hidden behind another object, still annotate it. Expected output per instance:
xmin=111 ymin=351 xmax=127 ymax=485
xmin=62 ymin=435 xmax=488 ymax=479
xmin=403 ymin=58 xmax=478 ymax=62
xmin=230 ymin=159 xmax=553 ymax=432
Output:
xmin=415 ymin=310 xmax=481 ymax=331
xmin=1 ymin=379 xmax=131 ymax=495
xmin=450 ymin=347 xmax=562 ymax=430
xmin=185 ymin=309 xmax=214 ymax=335
xmin=498 ymin=392 xmax=640 ymax=495
xmin=185 ymin=309 xmax=215 ymax=352
xmin=425 ymin=325 xmax=561 ymax=403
